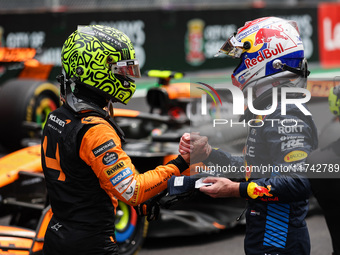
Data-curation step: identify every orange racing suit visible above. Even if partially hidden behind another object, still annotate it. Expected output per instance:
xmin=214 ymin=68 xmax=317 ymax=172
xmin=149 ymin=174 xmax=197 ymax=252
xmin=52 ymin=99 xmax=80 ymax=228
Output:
xmin=41 ymin=104 xmax=188 ymax=255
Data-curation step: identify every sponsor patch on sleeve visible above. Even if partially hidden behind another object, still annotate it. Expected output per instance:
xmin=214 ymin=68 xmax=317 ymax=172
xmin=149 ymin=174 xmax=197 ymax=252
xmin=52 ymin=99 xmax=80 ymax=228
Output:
xmin=115 ymin=176 xmax=133 ymax=193
xmin=103 ymin=152 xmax=119 ymax=165
xmin=92 ymin=139 xmax=116 ymax=157
xmin=284 ymin=150 xmax=307 ymax=162
xmin=104 ymin=161 xmax=126 ymax=178
xmin=130 ymin=182 xmax=141 ymax=205
xmin=121 ymin=179 xmax=137 ymax=201
xmin=110 ymin=167 xmax=133 ymax=186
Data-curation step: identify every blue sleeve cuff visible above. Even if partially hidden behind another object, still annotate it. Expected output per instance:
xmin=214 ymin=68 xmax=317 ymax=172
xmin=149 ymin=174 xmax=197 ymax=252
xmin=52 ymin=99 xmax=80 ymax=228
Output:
xmin=239 ymin=182 xmax=249 ymax=198
xmin=167 ymin=176 xmax=196 ymax=195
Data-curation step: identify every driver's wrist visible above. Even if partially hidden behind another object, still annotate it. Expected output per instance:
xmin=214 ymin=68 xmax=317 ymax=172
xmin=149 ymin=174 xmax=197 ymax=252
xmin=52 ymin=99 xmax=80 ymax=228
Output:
xmin=167 ymin=155 xmax=189 ymax=172
xmin=231 ymin=182 xmax=240 ymax=197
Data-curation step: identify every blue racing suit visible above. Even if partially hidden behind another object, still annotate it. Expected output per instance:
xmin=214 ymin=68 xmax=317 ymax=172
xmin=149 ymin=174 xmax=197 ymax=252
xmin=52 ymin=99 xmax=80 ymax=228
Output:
xmin=203 ymin=102 xmax=318 ymax=255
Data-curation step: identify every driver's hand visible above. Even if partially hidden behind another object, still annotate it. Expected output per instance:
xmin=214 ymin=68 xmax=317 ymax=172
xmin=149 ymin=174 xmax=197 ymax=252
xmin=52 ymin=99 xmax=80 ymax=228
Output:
xmin=179 ymin=132 xmax=212 ymax=164
xmin=179 ymin=133 xmax=192 ymax=154
xmin=134 ymin=191 xmax=167 ymax=221
xmin=134 ymin=199 xmax=160 ymax=222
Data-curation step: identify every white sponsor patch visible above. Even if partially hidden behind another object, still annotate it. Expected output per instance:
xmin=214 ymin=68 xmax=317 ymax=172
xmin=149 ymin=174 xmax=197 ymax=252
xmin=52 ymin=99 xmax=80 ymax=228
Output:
xmin=278 ymin=125 xmax=304 ymax=134
xmin=121 ymin=179 xmax=136 ymax=201
xmin=115 ymin=176 xmax=133 ymax=193
xmin=174 ymin=176 xmax=184 ymax=186
xmin=110 ymin=167 xmax=132 ymax=186
xmin=281 ymin=138 xmax=304 ymax=151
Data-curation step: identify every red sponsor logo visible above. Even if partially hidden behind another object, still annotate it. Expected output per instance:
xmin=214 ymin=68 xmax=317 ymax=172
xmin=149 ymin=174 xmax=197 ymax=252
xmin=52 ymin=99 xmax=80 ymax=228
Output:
xmin=254 ymin=27 xmax=288 ymax=46
xmin=131 ymin=182 xmax=140 ymax=205
xmin=244 ymin=43 xmax=284 ymax=69
xmin=259 ymin=197 xmax=279 ymax=202
xmin=318 ymin=3 xmax=340 ymax=67
xmin=253 ymin=185 xmax=273 ymax=197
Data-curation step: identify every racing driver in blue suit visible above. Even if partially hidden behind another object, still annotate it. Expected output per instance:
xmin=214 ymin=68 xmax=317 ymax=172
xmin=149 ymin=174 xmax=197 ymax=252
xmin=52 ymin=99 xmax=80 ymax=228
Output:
xmin=179 ymin=17 xmax=318 ymax=255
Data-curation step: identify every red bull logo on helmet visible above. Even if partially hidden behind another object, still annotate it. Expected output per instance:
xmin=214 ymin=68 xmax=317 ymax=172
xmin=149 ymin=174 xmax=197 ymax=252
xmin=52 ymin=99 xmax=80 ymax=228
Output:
xmin=254 ymin=27 xmax=288 ymax=46
xmin=244 ymin=43 xmax=285 ymax=69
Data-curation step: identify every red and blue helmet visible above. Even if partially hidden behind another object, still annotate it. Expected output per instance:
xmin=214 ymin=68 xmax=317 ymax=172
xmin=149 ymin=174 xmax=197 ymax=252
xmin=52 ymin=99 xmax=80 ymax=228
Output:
xmin=216 ymin=17 xmax=307 ymax=96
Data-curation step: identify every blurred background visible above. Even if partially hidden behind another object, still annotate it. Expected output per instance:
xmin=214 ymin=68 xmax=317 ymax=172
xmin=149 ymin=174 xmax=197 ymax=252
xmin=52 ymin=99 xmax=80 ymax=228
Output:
xmin=1 ymin=0 xmax=339 ymax=129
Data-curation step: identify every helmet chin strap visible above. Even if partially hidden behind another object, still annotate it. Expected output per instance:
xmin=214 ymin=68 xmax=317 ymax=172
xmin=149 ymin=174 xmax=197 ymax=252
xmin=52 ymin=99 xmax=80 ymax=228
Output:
xmin=272 ymin=58 xmax=310 ymax=78
xmin=242 ymin=59 xmax=308 ymax=94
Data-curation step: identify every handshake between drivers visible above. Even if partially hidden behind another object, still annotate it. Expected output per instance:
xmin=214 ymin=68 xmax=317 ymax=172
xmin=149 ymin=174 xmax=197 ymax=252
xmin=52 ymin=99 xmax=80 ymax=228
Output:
xmin=178 ymin=132 xmax=212 ymax=164
xmin=178 ymin=132 xmax=240 ymax=198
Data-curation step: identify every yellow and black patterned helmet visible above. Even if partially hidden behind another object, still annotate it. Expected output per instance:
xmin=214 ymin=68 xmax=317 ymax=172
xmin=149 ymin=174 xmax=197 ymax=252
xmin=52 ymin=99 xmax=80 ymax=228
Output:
xmin=61 ymin=25 xmax=141 ymax=105
xmin=329 ymin=85 xmax=340 ymax=116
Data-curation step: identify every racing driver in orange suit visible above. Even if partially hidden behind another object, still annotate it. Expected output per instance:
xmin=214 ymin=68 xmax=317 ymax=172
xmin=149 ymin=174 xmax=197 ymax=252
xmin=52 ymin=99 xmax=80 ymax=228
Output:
xmin=41 ymin=25 xmax=188 ymax=255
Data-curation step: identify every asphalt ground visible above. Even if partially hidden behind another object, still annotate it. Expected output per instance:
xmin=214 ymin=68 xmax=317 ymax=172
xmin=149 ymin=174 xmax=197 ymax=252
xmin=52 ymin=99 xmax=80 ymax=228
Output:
xmin=0 ymin=207 xmax=333 ymax=255
xmin=139 ymin=212 xmax=332 ymax=255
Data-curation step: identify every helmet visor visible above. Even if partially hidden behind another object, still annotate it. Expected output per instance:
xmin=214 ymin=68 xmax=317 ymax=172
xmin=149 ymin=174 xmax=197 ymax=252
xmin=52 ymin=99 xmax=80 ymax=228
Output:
xmin=215 ymin=35 xmax=244 ymax=58
xmin=112 ymin=59 xmax=141 ymax=78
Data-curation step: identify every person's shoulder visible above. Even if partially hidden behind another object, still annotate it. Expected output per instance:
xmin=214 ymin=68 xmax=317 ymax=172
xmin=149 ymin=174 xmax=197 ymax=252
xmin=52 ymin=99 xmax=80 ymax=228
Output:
xmin=80 ymin=115 xmax=108 ymax=125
